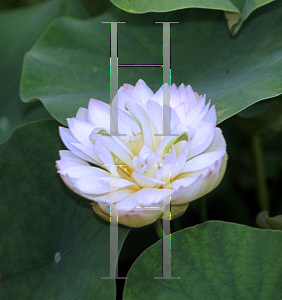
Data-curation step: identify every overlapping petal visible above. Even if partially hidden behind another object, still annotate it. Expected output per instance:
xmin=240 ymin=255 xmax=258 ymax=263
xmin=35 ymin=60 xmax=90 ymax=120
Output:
xmin=56 ymin=79 xmax=228 ymax=227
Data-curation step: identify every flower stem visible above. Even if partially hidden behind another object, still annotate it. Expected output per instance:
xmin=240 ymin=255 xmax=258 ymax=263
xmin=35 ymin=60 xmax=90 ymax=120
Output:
xmin=251 ymin=134 xmax=270 ymax=211
xmin=199 ymin=197 xmax=208 ymax=222
xmin=171 ymin=217 xmax=182 ymax=232
xmin=154 ymin=219 xmax=163 ymax=240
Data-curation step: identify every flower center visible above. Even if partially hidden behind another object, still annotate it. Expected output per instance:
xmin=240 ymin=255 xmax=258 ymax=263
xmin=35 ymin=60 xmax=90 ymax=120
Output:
xmin=118 ymin=164 xmax=133 ymax=177
xmin=126 ymin=133 xmax=143 ymax=156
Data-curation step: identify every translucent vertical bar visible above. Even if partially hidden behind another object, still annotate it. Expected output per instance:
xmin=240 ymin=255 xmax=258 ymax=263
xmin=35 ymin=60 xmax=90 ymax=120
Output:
xmin=102 ymin=21 xmax=126 ymax=137
xmin=110 ymin=22 xmax=118 ymax=136
xmin=155 ymin=22 xmax=179 ymax=137
xmin=162 ymin=23 xmax=171 ymax=136
xmin=154 ymin=164 xmax=179 ymax=280
xmin=101 ymin=164 xmax=126 ymax=279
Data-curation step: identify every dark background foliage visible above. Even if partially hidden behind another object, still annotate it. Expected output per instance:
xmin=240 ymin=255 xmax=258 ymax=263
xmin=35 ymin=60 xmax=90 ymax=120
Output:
xmin=0 ymin=0 xmax=282 ymax=299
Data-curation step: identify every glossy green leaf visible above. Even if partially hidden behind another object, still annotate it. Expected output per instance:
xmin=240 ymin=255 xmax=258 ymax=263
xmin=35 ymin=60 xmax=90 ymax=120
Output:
xmin=110 ymin=0 xmax=275 ymax=35
xmin=123 ymin=221 xmax=282 ymax=299
xmin=0 ymin=0 xmax=89 ymax=143
xmin=110 ymin=0 xmax=239 ymax=13
xmin=0 ymin=120 xmax=129 ymax=299
xmin=21 ymin=1 xmax=282 ymax=126
xmin=224 ymin=0 xmax=275 ymax=35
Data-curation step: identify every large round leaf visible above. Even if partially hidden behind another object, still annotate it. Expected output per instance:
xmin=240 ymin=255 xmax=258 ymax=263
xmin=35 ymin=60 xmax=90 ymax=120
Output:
xmin=110 ymin=0 xmax=275 ymax=35
xmin=110 ymin=0 xmax=239 ymax=13
xmin=123 ymin=221 xmax=282 ymax=299
xmin=0 ymin=0 xmax=89 ymax=144
xmin=0 ymin=120 xmax=129 ymax=299
xmin=21 ymin=1 xmax=282 ymax=125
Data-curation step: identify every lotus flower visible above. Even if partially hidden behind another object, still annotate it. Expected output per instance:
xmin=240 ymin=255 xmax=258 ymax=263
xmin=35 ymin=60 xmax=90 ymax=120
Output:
xmin=56 ymin=79 xmax=227 ymax=227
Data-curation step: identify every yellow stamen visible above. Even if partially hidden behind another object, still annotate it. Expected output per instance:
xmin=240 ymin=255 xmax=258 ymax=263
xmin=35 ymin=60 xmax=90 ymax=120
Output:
xmin=118 ymin=165 xmax=133 ymax=177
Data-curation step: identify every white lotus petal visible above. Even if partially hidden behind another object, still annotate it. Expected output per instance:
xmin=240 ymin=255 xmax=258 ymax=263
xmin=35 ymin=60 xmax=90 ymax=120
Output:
xmin=69 ymin=141 xmax=101 ymax=164
xmin=67 ymin=117 xmax=96 ymax=148
xmin=177 ymin=83 xmax=185 ymax=94
xmin=155 ymin=127 xmax=190 ymax=158
xmin=111 ymin=88 xmax=139 ymax=112
xmin=59 ymin=127 xmax=99 ymax=164
xmin=171 ymin=176 xmax=200 ymax=191
xmin=186 ymin=85 xmax=198 ymax=108
xmin=163 ymin=151 xmax=177 ymax=166
xmin=175 ymin=102 xmax=187 ymax=123
xmin=170 ymin=84 xmax=181 ymax=107
xmin=170 ymin=141 xmax=191 ymax=178
xmin=172 ymin=156 xmax=227 ymax=204
xmin=133 ymin=171 xmax=163 ymax=188
xmin=174 ymin=139 xmax=189 ymax=157
xmin=150 ymin=84 xmax=165 ymax=106
xmin=59 ymin=126 xmax=77 ymax=146
xmin=203 ymin=104 xmax=217 ymax=123
xmin=183 ymin=94 xmax=206 ymax=127
xmin=146 ymin=100 xmax=163 ymax=135
xmin=170 ymin=106 xmax=181 ymax=128
xmin=180 ymin=85 xmax=197 ymax=113
xmin=56 ymin=154 xmax=89 ymax=172
xmin=125 ymin=101 xmax=155 ymax=150
xmin=135 ymin=188 xmax=171 ymax=206
xmin=122 ymin=83 xmax=134 ymax=94
xmin=205 ymin=127 xmax=227 ymax=152
xmin=90 ymin=133 xmax=134 ymax=169
xmin=98 ymin=176 xmax=139 ymax=190
xmin=92 ymin=140 xmax=118 ymax=176
xmin=87 ymin=99 xmax=110 ymax=129
xmin=76 ymin=107 xmax=88 ymax=122
xmin=94 ymin=189 xmax=136 ymax=204
xmin=74 ymin=176 xmax=112 ymax=195
xmin=131 ymin=79 xmax=154 ymax=106
xmin=74 ymin=174 xmax=137 ymax=195
xmin=136 ymin=145 xmax=153 ymax=165
xmin=171 ymin=203 xmax=189 ymax=220
xmin=183 ymin=148 xmax=226 ymax=173
xmin=58 ymin=150 xmax=89 ymax=166
xmin=116 ymin=107 xmax=141 ymax=136
xmin=191 ymin=100 xmax=211 ymax=124
xmin=133 ymin=157 xmax=147 ymax=174
xmin=170 ymin=83 xmax=178 ymax=93
xmin=97 ymin=194 xmax=163 ymax=227
xmin=91 ymin=127 xmax=134 ymax=156
xmin=156 ymin=166 xmax=171 ymax=184
xmin=58 ymin=165 xmax=109 ymax=179
xmin=171 ymin=176 xmax=203 ymax=204
xmin=187 ymin=121 xmax=216 ymax=159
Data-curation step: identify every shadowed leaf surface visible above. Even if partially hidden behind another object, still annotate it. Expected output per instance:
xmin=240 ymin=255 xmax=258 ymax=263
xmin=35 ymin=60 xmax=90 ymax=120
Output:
xmin=0 ymin=120 xmax=129 ymax=299
xmin=0 ymin=0 xmax=89 ymax=143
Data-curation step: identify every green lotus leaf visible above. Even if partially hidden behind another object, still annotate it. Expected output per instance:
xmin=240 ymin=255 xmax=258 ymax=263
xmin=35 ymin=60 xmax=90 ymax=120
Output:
xmin=0 ymin=120 xmax=129 ymax=299
xmin=20 ymin=1 xmax=282 ymax=126
xmin=123 ymin=221 xmax=282 ymax=299
xmin=110 ymin=0 xmax=275 ymax=35
xmin=0 ymin=0 xmax=89 ymax=143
